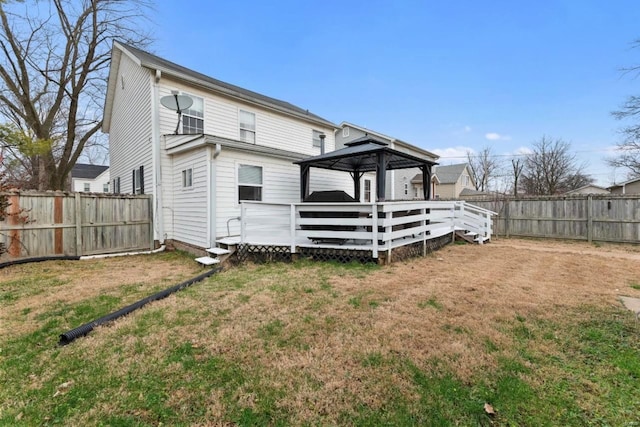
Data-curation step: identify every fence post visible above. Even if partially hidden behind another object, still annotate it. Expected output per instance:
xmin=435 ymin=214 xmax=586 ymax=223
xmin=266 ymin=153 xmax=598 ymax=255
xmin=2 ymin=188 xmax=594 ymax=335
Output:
xmin=505 ymin=201 xmax=510 ymax=238
xmin=290 ymin=204 xmax=296 ymax=254
xmin=75 ymin=192 xmax=82 ymax=256
xmin=587 ymin=195 xmax=593 ymax=243
xmin=422 ymin=206 xmax=427 ymax=256
xmin=148 ymin=196 xmax=155 ymax=250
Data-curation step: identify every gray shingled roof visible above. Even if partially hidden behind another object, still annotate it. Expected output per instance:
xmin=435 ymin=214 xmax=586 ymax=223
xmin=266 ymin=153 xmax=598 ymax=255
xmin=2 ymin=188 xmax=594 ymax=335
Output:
xmin=433 ymin=163 xmax=469 ymax=184
xmin=72 ymin=164 xmax=109 ymax=179
xmin=119 ymin=43 xmax=335 ymax=128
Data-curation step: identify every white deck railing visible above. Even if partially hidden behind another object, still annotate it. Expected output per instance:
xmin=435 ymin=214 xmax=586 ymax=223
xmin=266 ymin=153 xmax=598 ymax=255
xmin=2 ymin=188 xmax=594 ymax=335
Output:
xmin=240 ymin=200 xmax=495 ymax=258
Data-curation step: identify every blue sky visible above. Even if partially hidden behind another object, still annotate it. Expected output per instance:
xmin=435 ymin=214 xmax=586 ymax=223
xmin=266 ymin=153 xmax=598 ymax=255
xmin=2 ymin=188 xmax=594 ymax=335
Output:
xmin=152 ymin=1 xmax=640 ymax=186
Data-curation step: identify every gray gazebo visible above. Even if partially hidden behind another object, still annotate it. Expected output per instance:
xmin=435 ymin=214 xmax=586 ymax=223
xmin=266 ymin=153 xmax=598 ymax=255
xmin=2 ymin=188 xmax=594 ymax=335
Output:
xmin=294 ymin=136 xmax=438 ymax=202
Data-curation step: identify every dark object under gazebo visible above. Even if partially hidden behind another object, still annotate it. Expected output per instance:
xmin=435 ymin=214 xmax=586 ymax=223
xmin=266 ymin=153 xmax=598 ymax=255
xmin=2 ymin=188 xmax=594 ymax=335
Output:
xmin=294 ymin=136 xmax=438 ymax=202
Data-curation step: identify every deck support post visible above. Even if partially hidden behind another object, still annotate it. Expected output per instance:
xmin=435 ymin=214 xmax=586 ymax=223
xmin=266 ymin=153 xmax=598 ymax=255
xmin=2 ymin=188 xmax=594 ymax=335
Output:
xmin=371 ymin=203 xmax=378 ymax=259
xmin=290 ymin=204 xmax=297 ymax=253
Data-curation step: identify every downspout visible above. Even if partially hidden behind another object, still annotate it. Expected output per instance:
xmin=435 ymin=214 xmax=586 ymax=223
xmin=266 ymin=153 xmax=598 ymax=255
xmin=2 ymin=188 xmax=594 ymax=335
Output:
xmin=208 ymin=144 xmax=221 ymax=248
xmin=151 ymin=69 xmax=165 ymax=243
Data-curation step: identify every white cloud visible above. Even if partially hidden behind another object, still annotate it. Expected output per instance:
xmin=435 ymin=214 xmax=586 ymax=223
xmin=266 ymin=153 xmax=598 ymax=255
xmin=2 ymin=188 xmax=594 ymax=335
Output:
xmin=513 ymin=146 xmax=533 ymax=156
xmin=485 ymin=132 xmax=511 ymax=141
xmin=432 ymin=146 xmax=473 ymax=161
xmin=463 ymin=125 xmax=472 ymax=133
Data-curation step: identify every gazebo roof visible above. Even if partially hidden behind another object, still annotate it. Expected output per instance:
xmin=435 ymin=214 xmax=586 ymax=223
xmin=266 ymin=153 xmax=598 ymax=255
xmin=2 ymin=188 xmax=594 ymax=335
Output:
xmin=294 ymin=136 xmax=438 ymax=172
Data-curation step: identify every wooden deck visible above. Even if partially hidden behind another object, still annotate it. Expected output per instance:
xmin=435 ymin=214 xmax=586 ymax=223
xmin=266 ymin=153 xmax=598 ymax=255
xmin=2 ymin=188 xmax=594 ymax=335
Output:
xmin=235 ymin=200 xmax=495 ymax=260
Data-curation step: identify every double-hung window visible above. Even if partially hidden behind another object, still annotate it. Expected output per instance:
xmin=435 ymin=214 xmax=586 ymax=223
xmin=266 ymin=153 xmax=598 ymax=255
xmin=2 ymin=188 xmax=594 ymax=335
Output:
xmin=83 ymin=183 xmax=90 ymax=192
xmin=182 ymin=168 xmax=193 ymax=188
xmin=312 ymin=130 xmax=323 ymax=148
xmin=364 ymin=179 xmax=371 ymax=203
xmin=239 ymin=110 xmax=256 ymax=143
xmin=238 ymin=164 xmax=262 ymax=203
xmin=182 ymin=94 xmax=204 ymax=134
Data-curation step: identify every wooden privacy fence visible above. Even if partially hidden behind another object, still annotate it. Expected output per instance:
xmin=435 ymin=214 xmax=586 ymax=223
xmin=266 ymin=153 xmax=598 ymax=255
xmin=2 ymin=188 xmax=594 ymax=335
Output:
xmin=0 ymin=191 xmax=153 ymax=260
xmin=464 ymin=194 xmax=640 ymax=244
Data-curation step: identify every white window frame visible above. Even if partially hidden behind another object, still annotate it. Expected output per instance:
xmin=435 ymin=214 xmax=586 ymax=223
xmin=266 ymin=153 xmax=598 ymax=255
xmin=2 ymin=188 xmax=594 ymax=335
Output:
xmin=103 ymin=183 xmax=109 ymax=193
xmin=312 ymin=130 xmax=323 ymax=148
xmin=83 ymin=183 xmax=90 ymax=192
xmin=239 ymin=109 xmax=256 ymax=143
xmin=181 ymin=93 xmax=204 ymax=134
xmin=343 ymin=127 xmax=349 ymax=137
xmin=181 ymin=168 xmax=193 ymax=189
xmin=236 ymin=163 xmax=263 ymax=205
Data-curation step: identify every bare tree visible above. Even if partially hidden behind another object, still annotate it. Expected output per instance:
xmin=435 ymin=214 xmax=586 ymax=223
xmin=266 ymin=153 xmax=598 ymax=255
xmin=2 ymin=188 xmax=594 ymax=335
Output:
xmin=608 ymin=39 xmax=640 ymax=179
xmin=466 ymin=146 xmax=500 ymax=192
xmin=0 ymin=0 xmax=151 ymax=190
xmin=520 ymin=136 xmax=593 ymax=195
xmin=511 ymin=157 xmax=524 ymax=196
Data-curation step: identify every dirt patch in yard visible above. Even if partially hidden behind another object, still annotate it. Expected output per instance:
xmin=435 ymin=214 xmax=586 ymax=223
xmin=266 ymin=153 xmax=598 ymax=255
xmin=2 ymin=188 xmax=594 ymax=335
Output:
xmin=0 ymin=252 xmax=202 ymax=338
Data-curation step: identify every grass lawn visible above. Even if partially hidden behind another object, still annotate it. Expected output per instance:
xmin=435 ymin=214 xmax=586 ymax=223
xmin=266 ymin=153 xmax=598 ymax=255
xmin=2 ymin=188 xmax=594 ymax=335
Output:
xmin=1 ymin=239 xmax=639 ymax=426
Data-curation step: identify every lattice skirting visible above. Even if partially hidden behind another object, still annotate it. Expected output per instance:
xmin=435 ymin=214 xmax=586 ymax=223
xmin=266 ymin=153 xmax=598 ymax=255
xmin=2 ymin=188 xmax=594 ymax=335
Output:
xmin=235 ymin=233 xmax=452 ymax=265
xmin=389 ymin=233 xmax=453 ymax=263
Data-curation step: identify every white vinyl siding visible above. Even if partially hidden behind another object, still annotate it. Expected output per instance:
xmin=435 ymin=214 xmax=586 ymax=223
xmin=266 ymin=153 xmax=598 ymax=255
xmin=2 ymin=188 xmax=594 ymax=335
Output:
xmin=108 ymin=53 xmax=153 ymax=196
xmin=172 ymin=148 xmax=209 ymax=247
xmin=156 ymin=78 xmax=335 ymax=156
xmin=214 ymin=149 xmax=353 ymax=238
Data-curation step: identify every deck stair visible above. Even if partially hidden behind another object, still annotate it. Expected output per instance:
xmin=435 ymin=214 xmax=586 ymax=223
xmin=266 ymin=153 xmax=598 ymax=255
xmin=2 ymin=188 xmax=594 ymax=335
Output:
xmin=455 ymin=229 xmax=489 ymax=244
xmin=195 ymin=237 xmax=239 ymax=266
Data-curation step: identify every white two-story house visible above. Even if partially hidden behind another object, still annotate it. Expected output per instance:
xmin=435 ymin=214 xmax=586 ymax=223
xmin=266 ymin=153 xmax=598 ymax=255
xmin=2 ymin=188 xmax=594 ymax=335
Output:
xmin=103 ymin=42 xmax=352 ymax=251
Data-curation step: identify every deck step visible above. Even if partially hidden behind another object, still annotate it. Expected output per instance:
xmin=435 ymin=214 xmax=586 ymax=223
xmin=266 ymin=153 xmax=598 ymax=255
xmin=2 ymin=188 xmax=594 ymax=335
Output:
xmin=464 ymin=231 xmax=478 ymax=236
xmin=216 ymin=236 xmax=241 ymax=246
xmin=206 ymin=247 xmax=231 ymax=255
xmin=195 ymin=256 xmax=220 ymax=266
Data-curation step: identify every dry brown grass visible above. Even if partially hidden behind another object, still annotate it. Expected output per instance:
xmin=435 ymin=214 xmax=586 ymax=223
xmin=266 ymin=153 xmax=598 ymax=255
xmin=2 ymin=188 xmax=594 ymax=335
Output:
xmin=2 ymin=238 xmax=640 ymax=425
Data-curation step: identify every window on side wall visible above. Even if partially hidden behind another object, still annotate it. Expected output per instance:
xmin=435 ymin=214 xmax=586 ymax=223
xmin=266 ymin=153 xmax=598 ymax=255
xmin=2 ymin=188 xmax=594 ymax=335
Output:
xmin=238 ymin=164 xmax=262 ymax=203
xmin=182 ymin=94 xmax=204 ymax=134
xmin=132 ymin=166 xmax=144 ymax=194
xmin=83 ymin=183 xmax=90 ymax=192
xmin=113 ymin=177 xmax=121 ymax=194
xmin=182 ymin=168 xmax=193 ymax=188
xmin=103 ymin=183 xmax=109 ymax=193
xmin=239 ymin=110 xmax=256 ymax=143
xmin=404 ymin=183 xmax=408 ymax=195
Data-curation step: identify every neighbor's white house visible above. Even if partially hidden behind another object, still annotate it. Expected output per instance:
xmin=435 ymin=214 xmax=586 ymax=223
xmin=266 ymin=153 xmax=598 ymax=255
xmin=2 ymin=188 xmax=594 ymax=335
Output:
xmin=102 ymin=42 xmax=354 ymax=250
xmin=70 ymin=163 xmax=110 ymax=193
xmin=335 ymin=122 xmax=439 ymax=200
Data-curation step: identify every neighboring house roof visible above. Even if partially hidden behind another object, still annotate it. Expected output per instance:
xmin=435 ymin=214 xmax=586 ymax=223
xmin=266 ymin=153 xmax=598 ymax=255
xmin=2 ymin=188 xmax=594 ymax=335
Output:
xmin=71 ymin=164 xmax=109 ymax=180
xmin=337 ymin=121 xmax=439 ymax=160
xmin=459 ymin=188 xmax=487 ymax=196
xmin=103 ymin=42 xmax=335 ymax=132
xmin=607 ymin=177 xmax=640 ymax=191
xmin=565 ymin=184 xmax=610 ymax=194
xmin=432 ymin=163 xmax=471 ymax=185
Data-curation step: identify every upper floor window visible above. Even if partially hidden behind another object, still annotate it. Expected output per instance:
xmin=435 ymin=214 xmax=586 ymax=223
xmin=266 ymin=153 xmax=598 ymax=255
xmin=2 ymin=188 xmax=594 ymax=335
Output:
xmin=238 ymin=164 xmax=262 ymax=203
xmin=182 ymin=94 xmax=204 ymax=134
xmin=312 ymin=130 xmax=323 ymax=148
xmin=343 ymin=127 xmax=349 ymax=137
xmin=462 ymin=175 xmax=470 ymax=186
xmin=239 ymin=110 xmax=256 ymax=143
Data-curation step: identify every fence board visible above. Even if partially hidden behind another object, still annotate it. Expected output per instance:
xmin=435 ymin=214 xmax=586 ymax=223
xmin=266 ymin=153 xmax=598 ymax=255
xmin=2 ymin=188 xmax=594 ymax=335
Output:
xmin=0 ymin=191 xmax=153 ymax=260
xmin=466 ymin=194 xmax=640 ymax=243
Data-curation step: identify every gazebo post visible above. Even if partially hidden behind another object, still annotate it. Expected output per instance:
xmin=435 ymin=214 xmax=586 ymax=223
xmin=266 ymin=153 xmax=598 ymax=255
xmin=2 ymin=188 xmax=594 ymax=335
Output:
xmin=376 ymin=152 xmax=387 ymax=202
xmin=352 ymin=171 xmax=362 ymax=201
xmin=421 ymin=165 xmax=432 ymax=200
xmin=300 ymin=164 xmax=310 ymax=202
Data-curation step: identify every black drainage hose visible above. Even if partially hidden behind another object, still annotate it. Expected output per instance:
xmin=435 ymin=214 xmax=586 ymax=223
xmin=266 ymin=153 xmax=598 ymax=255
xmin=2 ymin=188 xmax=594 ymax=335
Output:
xmin=0 ymin=255 xmax=81 ymax=270
xmin=59 ymin=267 xmax=222 ymax=345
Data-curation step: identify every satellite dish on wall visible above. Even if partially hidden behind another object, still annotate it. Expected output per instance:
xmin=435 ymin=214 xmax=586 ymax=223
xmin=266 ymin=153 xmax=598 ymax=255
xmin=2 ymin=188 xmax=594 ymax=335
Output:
xmin=160 ymin=91 xmax=194 ymax=134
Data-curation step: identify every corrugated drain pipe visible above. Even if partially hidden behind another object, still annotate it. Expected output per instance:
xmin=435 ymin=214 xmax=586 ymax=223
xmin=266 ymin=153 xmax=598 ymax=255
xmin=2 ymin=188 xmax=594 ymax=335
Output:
xmin=59 ymin=266 xmax=222 ymax=345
